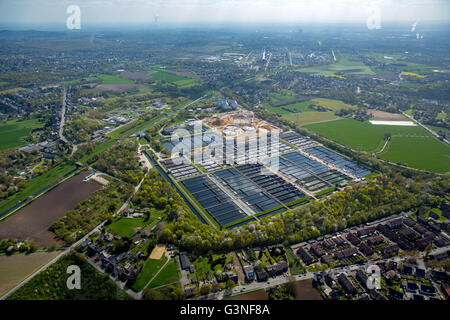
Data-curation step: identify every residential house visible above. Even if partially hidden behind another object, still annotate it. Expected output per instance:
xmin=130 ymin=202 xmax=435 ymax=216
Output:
xmin=387 ymin=218 xmax=403 ymax=229
xmin=366 ymin=235 xmax=384 ymax=246
xmin=243 ymin=265 xmax=255 ymax=282
xmin=334 ymin=247 xmax=357 ymax=260
xmin=346 ymin=232 xmax=360 ymax=246
xmin=337 ymin=273 xmax=357 ymax=294
xmin=296 ymin=247 xmax=314 ymax=265
xmin=179 ymin=253 xmax=191 ymax=271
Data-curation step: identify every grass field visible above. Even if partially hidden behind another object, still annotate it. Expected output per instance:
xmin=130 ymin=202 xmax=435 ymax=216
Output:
xmin=305 ymin=118 xmax=450 ymax=173
xmin=97 ymin=74 xmax=135 ymax=85
xmin=106 ymin=217 xmax=151 ymax=238
xmin=263 ymin=101 xmax=312 ymax=115
xmin=107 ymin=114 xmax=164 ymax=139
xmin=147 ymin=258 xmax=180 ymax=288
xmin=0 ymin=119 xmax=44 ymax=151
xmin=427 ymin=125 xmax=450 ymax=134
xmin=149 ymin=71 xmax=197 ymax=88
xmin=367 ymin=53 xmax=436 ymax=74
xmin=294 ymin=57 xmax=375 ymax=75
xmin=379 ymin=136 xmax=450 ymax=173
xmin=264 ymin=98 xmax=357 ymax=117
xmin=283 ymin=111 xmax=339 ymax=126
xmin=133 ymin=255 xmax=168 ymax=292
xmin=285 ymin=247 xmax=304 ymax=276
xmin=0 ymin=163 xmax=77 ymax=214
xmin=311 ymin=98 xmax=358 ymax=111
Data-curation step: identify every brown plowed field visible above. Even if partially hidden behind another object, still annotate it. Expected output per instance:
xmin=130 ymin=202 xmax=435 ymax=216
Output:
xmin=0 ymin=172 xmax=101 ymax=247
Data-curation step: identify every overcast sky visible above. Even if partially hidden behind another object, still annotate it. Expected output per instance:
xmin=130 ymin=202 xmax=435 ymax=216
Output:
xmin=0 ymin=0 xmax=448 ymax=26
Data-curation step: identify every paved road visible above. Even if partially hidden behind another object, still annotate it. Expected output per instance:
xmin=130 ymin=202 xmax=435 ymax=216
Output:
xmin=59 ymin=86 xmax=69 ymax=144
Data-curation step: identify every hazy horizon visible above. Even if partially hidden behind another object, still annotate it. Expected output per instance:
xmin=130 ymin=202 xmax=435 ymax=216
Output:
xmin=0 ymin=0 xmax=449 ymax=31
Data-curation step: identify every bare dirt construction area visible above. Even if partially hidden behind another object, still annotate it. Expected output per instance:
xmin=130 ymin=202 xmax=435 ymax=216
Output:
xmin=293 ymin=279 xmax=323 ymax=300
xmin=0 ymin=251 xmax=60 ymax=297
xmin=228 ymin=290 xmax=269 ymax=300
xmin=83 ymin=84 xmax=147 ymax=93
xmin=368 ymin=110 xmax=407 ymax=121
xmin=0 ymin=172 xmax=101 ymax=247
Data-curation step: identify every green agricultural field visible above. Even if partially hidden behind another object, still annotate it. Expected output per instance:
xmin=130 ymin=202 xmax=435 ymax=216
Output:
xmin=150 ymin=71 xmax=188 ymax=83
xmin=311 ymin=98 xmax=358 ymax=111
xmin=264 ymin=98 xmax=357 ymax=116
xmin=305 ymin=118 xmax=450 ymax=173
xmin=367 ymin=53 xmax=436 ymax=74
xmin=283 ymin=111 xmax=339 ymax=126
xmin=427 ymin=125 xmax=450 ymax=134
xmin=263 ymin=101 xmax=312 ymax=115
xmin=148 ymin=70 xmax=198 ymax=88
xmin=0 ymin=118 xmax=44 ymax=151
xmin=132 ymin=255 xmax=168 ymax=292
xmin=305 ymin=118 xmax=431 ymax=151
xmin=97 ymin=74 xmax=135 ymax=84
xmin=379 ymin=136 xmax=450 ymax=173
xmin=147 ymin=258 xmax=180 ymax=288
xmin=0 ymin=163 xmax=77 ymax=214
xmin=294 ymin=57 xmax=375 ymax=75
xmin=106 ymin=217 xmax=151 ymax=238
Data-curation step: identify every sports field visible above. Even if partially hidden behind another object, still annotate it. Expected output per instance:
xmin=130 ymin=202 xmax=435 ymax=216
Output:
xmin=0 ymin=119 xmax=44 ymax=150
xmin=305 ymin=118 xmax=450 ymax=173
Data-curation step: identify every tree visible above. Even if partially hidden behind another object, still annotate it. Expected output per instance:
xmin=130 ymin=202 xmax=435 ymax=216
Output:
xmin=199 ymin=284 xmax=212 ymax=296
xmin=226 ymin=279 xmax=235 ymax=289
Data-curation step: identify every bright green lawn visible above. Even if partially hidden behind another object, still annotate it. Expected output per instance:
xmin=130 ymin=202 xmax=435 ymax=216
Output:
xmin=0 ymin=119 xmax=44 ymax=151
xmin=97 ymin=74 xmax=134 ymax=85
xmin=106 ymin=217 xmax=151 ymax=238
xmin=148 ymin=258 xmax=180 ymax=288
xmin=380 ymin=136 xmax=450 ymax=173
xmin=305 ymin=118 xmax=450 ymax=173
xmin=133 ymin=255 xmax=168 ymax=292
xmin=264 ymin=98 xmax=357 ymax=116
xmin=305 ymin=118 xmax=430 ymax=151
xmin=283 ymin=111 xmax=339 ymax=126
xmin=311 ymin=98 xmax=358 ymax=111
